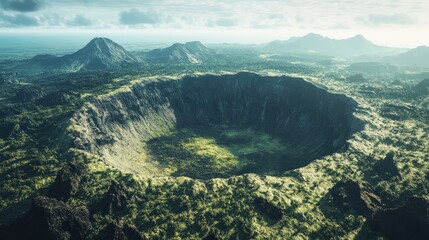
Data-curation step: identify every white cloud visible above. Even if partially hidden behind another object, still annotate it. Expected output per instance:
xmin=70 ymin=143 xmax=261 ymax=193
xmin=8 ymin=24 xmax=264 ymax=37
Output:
xmin=0 ymin=0 xmax=427 ymax=47
xmin=119 ymin=8 xmax=165 ymax=25
xmin=356 ymin=13 xmax=416 ymax=26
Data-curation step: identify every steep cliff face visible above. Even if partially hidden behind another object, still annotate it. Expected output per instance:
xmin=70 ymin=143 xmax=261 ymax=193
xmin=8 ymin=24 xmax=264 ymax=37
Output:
xmin=70 ymin=72 xmax=360 ymax=176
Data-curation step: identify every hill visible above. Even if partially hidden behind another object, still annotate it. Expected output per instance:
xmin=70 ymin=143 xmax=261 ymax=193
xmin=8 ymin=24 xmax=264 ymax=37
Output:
xmin=262 ymin=33 xmax=404 ymax=57
xmin=382 ymin=46 xmax=429 ymax=67
xmin=142 ymin=41 xmax=214 ymax=64
xmin=14 ymin=38 xmax=139 ymax=72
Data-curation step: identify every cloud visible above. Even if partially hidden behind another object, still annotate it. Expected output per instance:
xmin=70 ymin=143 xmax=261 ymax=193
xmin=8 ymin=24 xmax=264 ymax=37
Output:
xmin=0 ymin=12 xmax=39 ymax=26
xmin=295 ymin=15 xmax=305 ymax=23
xmin=207 ymin=18 xmax=238 ymax=27
xmin=119 ymin=8 xmax=163 ymax=25
xmin=329 ymin=22 xmax=350 ymax=29
xmin=68 ymin=15 xmax=92 ymax=26
xmin=0 ymin=0 xmax=43 ymax=12
xmin=356 ymin=13 xmax=415 ymax=25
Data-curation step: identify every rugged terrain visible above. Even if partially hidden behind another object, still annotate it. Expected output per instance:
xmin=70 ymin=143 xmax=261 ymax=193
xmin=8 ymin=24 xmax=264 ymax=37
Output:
xmin=0 ymin=37 xmax=428 ymax=239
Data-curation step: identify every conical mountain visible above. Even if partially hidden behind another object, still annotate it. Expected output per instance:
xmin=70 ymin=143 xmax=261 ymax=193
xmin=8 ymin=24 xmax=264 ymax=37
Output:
xmin=60 ymin=37 xmax=139 ymax=71
xmin=15 ymin=37 xmax=140 ymax=72
xmin=144 ymin=41 xmax=213 ymax=64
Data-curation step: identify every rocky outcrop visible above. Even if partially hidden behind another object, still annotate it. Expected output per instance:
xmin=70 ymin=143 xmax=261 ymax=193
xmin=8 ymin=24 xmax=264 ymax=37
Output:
xmin=0 ymin=196 xmax=90 ymax=240
xmin=13 ymin=86 xmax=45 ymax=102
xmin=374 ymin=152 xmax=400 ymax=179
xmin=47 ymin=161 xmax=87 ymax=201
xmin=0 ymin=73 xmax=18 ymax=85
xmin=329 ymin=180 xmax=382 ymax=217
xmin=70 ymin=72 xmax=360 ymax=176
xmin=97 ymin=181 xmax=134 ymax=214
xmin=413 ymin=78 xmax=429 ymax=96
xmin=371 ymin=196 xmax=429 ymax=240
xmin=96 ymin=223 xmax=145 ymax=240
xmin=253 ymin=197 xmax=283 ymax=221
xmin=38 ymin=90 xmax=76 ymax=107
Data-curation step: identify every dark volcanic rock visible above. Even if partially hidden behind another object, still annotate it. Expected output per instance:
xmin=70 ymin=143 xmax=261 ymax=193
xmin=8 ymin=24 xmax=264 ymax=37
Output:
xmin=0 ymin=196 xmax=90 ymax=240
xmin=253 ymin=196 xmax=283 ymax=221
xmin=0 ymin=123 xmax=21 ymax=139
xmin=374 ymin=152 xmax=400 ymax=179
xmin=96 ymin=223 xmax=145 ymax=240
xmin=371 ymin=196 xmax=429 ymax=240
xmin=13 ymin=86 xmax=45 ymax=102
xmin=98 ymin=181 xmax=133 ymax=214
xmin=329 ymin=179 xmax=382 ymax=217
xmin=203 ymin=231 xmax=222 ymax=240
xmin=47 ymin=161 xmax=87 ymax=201
xmin=38 ymin=90 xmax=76 ymax=107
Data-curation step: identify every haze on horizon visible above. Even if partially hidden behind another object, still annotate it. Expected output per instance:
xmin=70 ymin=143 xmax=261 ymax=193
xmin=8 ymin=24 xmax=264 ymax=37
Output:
xmin=0 ymin=0 xmax=428 ymax=48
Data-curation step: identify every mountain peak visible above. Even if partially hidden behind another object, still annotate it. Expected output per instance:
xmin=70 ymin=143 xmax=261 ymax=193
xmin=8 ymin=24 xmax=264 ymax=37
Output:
xmin=184 ymin=41 xmax=204 ymax=47
xmin=89 ymin=37 xmax=112 ymax=44
xmin=184 ymin=41 xmax=209 ymax=52
xmin=352 ymin=34 xmax=365 ymax=39
xmin=263 ymin=33 xmax=399 ymax=57
xmin=145 ymin=41 xmax=212 ymax=64
xmin=302 ymin=33 xmax=324 ymax=39
xmin=82 ymin=37 xmax=124 ymax=53
xmin=66 ymin=37 xmax=138 ymax=70
xmin=348 ymin=34 xmax=371 ymax=43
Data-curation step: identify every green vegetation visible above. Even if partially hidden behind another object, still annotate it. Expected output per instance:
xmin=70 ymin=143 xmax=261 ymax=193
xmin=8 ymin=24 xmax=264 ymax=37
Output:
xmin=147 ymin=126 xmax=303 ymax=179
xmin=0 ymin=56 xmax=428 ymax=239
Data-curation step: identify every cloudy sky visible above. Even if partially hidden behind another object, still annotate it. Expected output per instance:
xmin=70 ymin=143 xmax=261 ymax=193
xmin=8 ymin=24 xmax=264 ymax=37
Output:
xmin=0 ymin=0 xmax=428 ymax=47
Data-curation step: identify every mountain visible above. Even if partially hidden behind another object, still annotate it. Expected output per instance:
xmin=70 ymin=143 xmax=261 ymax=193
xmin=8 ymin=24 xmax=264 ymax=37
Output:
xmin=381 ymin=46 xmax=429 ymax=67
xmin=413 ymin=79 xmax=429 ymax=95
xmin=60 ymin=37 xmax=139 ymax=71
xmin=262 ymin=33 xmax=404 ymax=57
xmin=142 ymin=41 xmax=214 ymax=64
xmin=14 ymin=38 xmax=139 ymax=72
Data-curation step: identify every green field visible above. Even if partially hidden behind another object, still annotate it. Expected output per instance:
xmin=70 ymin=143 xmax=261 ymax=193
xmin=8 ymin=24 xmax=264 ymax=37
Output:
xmin=147 ymin=125 xmax=306 ymax=179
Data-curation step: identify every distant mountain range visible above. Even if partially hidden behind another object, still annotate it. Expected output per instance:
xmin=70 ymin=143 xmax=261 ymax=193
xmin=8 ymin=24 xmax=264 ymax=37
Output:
xmin=140 ymin=41 xmax=215 ymax=64
xmin=9 ymin=34 xmax=429 ymax=73
xmin=13 ymin=38 xmax=216 ymax=72
xmin=381 ymin=46 xmax=429 ymax=67
xmin=15 ymin=38 xmax=139 ymax=72
xmin=261 ymin=33 xmax=405 ymax=58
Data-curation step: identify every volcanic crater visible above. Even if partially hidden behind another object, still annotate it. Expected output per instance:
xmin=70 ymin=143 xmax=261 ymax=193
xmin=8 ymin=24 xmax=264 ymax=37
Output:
xmin=70 ymin=72 xmax=360 ymax=179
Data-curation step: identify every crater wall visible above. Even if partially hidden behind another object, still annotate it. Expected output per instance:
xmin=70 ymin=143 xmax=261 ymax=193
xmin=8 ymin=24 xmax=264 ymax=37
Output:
xmin=70 ymin=72 xmax=360 ymax=176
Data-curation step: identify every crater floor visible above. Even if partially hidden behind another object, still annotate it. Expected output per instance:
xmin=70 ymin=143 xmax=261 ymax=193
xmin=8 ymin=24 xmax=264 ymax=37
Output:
xmin=147 ymin=125 xmax=308 ymax=179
